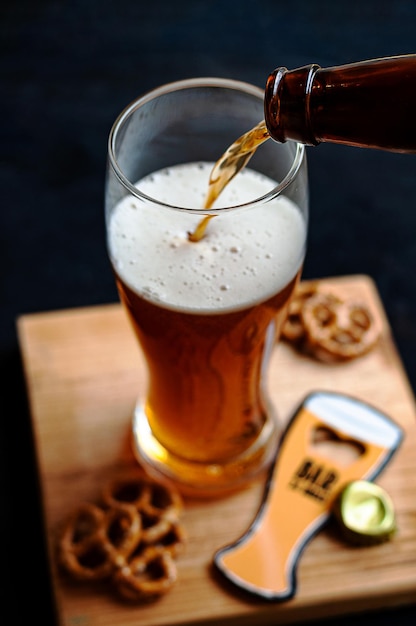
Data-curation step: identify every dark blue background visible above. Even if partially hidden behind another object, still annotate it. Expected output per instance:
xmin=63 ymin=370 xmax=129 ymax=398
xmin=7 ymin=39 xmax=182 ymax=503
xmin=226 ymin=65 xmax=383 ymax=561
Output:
xmin=1 ymin=1 xmax=416 ymax=623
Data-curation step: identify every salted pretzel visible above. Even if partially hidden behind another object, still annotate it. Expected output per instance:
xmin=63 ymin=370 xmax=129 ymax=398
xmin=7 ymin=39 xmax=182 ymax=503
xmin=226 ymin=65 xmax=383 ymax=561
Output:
xmin=282 ymin=281 xmax=341 ymax=344
xmin=58 ymin=473 xmax=185 ymax=602
xmin=281 ymin=281 xmax=318 ymax=343
xmin=58 ymin=503 xmax=141 ymax=581
xmin=102 ymin=475 xmax=183 ymax=543
xmin=146 ymin=519 xmax=186 ymax=557
xmin=301 ymin=292 xmax=380 ymax=361
xmin=113 ymin=546 xmax=177 ymax=601
xmin=102 ymin=474 xmax=183 ymax=520
xmin=58 ymin=503 xmax=111 ymax=581
xmin=102 ymin=504 xmax=143 ymax=565
xmin=282 ymin=281 xmax=380 ymax=362
xmin=101 ymin=475 xmax=150 ymax=510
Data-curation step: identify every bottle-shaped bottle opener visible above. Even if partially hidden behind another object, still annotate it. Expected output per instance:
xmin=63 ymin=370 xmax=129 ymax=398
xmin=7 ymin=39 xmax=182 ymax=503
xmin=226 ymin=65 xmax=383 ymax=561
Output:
xmin=214 ymin=391 xmax=403 ymax=600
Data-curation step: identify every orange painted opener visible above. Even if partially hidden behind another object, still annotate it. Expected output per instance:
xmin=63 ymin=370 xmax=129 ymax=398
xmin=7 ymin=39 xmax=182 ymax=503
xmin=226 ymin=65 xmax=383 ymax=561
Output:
xmin=214 ymin=391 xmax=403 ymax=600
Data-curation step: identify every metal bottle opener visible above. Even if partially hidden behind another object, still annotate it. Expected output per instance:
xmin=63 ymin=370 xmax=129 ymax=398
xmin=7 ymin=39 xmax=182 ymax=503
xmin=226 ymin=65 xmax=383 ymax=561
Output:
xmin=214 ymin=391 xmax=404 ymax=600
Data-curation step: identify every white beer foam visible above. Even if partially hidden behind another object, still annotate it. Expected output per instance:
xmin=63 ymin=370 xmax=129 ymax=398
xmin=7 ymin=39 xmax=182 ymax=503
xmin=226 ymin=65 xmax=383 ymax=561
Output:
xmin=109 ymin=162 xmax=306 ymax=313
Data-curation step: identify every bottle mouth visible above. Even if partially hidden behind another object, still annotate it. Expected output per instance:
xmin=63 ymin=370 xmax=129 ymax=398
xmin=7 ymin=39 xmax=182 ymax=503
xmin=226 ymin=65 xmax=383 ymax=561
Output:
xmin=108 ymin=77 xmax=306 ymax=215
xmin=265 ymin=64 xmax=320 ymax=147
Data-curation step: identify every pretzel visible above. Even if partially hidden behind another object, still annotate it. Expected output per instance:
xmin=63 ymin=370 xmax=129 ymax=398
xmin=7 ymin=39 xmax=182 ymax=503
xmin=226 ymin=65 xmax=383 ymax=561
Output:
xmin=57 ymin=473 xmax=186 ymax=602
xmin=113 ymin=546 xmax=177 ymax=602
xmin=102 ymin=475 xmax=183 ymax=521
xmin=282 ymin=281 xmax=380 ymax=362
xmin=58 ymin=503 xmax=110 ymax=581
xmin=281 ymin=281 xmax=317 ymax=343
xmin=102 ymin=475 xmax=183 ymax=543
xmin=282 ymin=282 xmax=341 ymax=344
xmin=145 ymin=519 xmax=186 ymax=557
xmin=143 ymin=479 xmax=183 ymax=520
xmin=301 ymin=293 xmax=380 ymax=361
xmin=58 ymin=503 xmax=141 ymax=581
xmin=102 ymin=504 xmax=143 ymax=566
xmin=102 ymin=475 xmax=150 ymax=510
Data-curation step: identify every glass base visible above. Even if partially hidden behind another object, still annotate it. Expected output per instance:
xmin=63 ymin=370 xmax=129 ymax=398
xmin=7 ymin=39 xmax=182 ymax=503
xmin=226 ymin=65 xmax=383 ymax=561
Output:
xmin=131 ymin=402 xmax=280 ymax=498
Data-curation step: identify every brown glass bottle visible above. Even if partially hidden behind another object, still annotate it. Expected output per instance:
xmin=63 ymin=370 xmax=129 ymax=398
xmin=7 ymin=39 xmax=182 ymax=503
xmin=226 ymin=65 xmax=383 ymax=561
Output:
xmin=264 ymin=55 xmax=416 ymax=153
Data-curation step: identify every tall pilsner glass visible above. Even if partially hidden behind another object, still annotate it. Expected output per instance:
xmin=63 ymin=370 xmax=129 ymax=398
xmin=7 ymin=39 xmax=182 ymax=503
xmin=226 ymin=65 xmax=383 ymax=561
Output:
xmin=105 ymin=78 xmax=309 ymax=496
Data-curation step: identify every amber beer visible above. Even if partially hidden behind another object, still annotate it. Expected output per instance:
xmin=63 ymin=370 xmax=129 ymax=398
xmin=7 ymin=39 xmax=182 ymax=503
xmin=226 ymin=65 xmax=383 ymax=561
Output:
xmin=115 ymin=267 xmax=299 ymax=463
xmin=108 ymin=161 xmax=307 ymax=492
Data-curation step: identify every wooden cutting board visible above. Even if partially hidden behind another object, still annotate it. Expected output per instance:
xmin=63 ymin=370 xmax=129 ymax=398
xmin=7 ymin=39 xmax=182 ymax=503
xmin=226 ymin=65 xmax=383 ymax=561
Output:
xmin=17 ymin=275 xmax=416 ymax=626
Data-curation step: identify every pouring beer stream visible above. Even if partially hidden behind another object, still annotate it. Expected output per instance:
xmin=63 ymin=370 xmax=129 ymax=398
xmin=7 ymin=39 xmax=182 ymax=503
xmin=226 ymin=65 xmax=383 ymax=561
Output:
xmin=188 ymin=121 xmax=270 ymax=242
xmin=190 ymin=53 xmax=416 ymax=243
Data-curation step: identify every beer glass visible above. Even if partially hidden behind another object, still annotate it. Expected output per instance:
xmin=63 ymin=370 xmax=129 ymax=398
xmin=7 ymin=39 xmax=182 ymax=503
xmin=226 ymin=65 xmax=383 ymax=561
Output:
xmin=105 ymin=78 xmax=308 ymax=496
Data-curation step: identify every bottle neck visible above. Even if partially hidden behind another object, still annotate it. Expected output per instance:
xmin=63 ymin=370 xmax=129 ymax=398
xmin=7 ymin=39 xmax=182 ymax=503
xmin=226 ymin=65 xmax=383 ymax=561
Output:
xmin=264 ymin=55 xmax=416 ymax=153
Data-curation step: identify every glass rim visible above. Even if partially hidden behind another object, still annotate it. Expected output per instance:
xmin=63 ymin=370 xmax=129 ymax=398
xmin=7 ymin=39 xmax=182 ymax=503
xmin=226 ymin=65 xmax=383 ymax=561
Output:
xmin=107 ymin=77 xmax=306 ymax=215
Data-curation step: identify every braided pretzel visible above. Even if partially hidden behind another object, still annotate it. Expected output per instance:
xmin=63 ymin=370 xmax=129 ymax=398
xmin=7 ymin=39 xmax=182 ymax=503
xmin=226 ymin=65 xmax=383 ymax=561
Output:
xmin=58 ymin=473 xmax=186 ymax=601
xmin=102 ymin=476 xmax=150 ymax=510
xmin=113 ymin=546 xmax=177 ymax=601
xmin=143 ymin=479 xmax=183 ymax=520
xmin=102 ymin=475 xmax=182 ymax=518
xmin=281 ymin=281 xmax=320 ymax=343
xmin=282 ymin=282 xmax=342 ymax=345
xmin=58 ymin=503 xmax=111 ymax=581
xmin=146 ymin=519 xmax=186 ymax=557
xmin=139 ymin=510 xmax=177 ymax=545
xmin=101 ymin=504 xmax=142 ymax=566
xmin=301 ymin=293 xmax=380 ymax=361
xmin=282 ymin=280 xmax=381 ymax=362
xmin=58 ymin=503 xmax=141 ymax=581
xmin=102 ymin=475 xmax=183 ymax=546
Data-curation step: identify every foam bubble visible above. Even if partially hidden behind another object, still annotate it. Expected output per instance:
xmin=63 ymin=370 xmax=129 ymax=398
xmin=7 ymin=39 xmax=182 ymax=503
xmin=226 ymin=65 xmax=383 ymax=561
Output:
xmin=109 ymin=162 xmax=306 ymax=313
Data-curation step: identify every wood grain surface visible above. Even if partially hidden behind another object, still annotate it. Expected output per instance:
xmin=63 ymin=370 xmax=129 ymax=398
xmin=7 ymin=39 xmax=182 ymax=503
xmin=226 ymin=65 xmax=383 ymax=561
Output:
xmin=17 ymin=275 xmax=416 ymax=626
